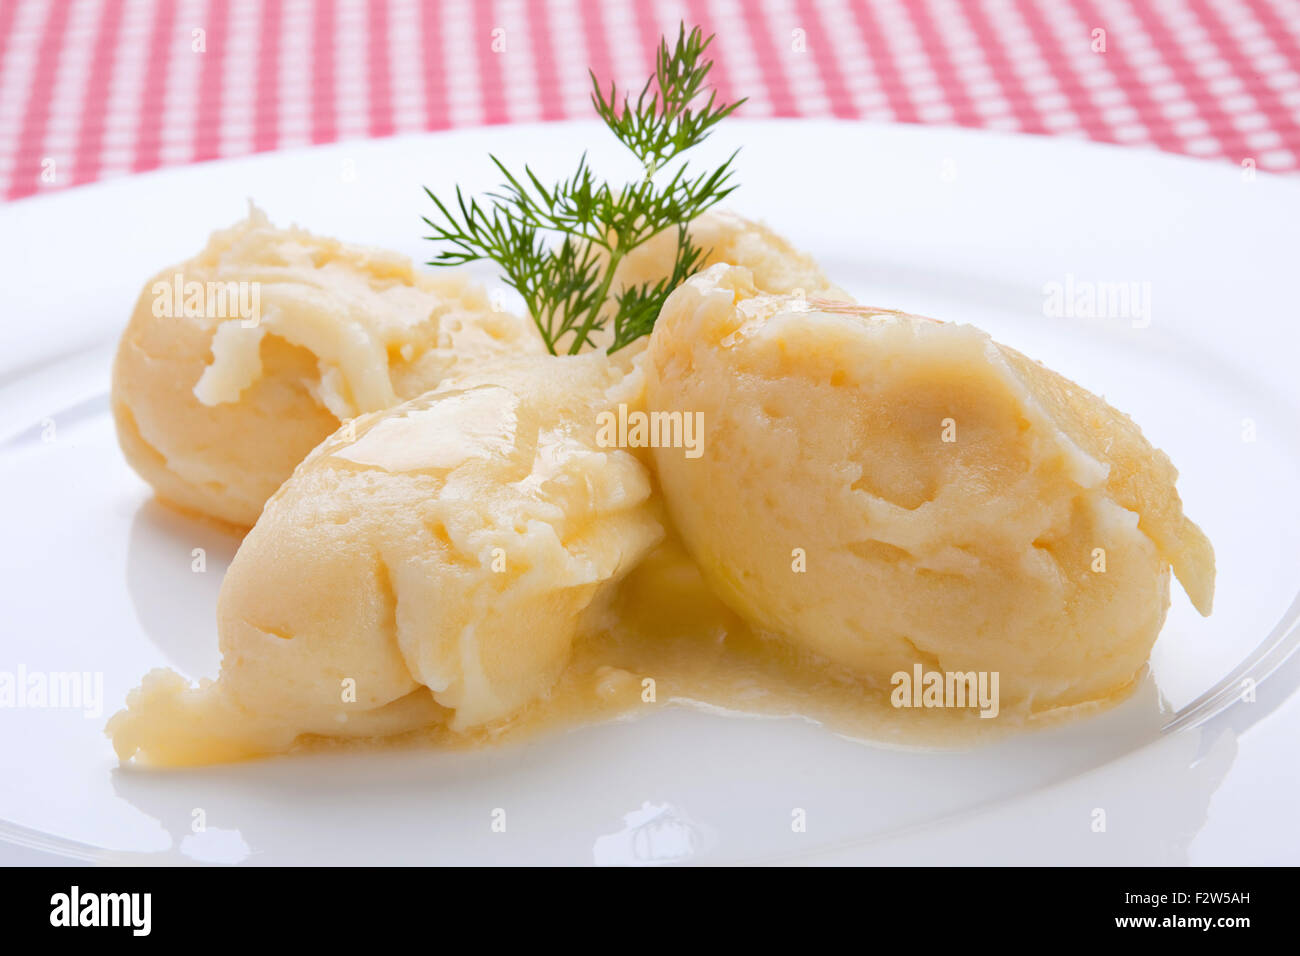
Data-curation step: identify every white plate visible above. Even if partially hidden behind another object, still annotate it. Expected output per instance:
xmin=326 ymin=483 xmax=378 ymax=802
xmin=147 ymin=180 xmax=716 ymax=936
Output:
xmin=1 ymin=120 xmax=1298 ymax=865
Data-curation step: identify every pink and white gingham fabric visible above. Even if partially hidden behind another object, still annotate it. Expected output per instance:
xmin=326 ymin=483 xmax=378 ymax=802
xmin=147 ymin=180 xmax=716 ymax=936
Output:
xmin=1 ymin=0 xmax=1298 ymax=202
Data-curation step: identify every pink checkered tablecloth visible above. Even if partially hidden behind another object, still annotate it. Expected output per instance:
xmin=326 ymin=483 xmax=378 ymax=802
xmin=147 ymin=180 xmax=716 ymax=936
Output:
xmin=1 ymin=0 xmax=1298 ymax=202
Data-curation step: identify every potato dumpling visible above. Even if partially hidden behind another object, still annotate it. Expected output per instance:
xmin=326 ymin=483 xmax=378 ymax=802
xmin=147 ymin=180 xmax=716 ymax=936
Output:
xmin=108 ymin=350 xmax=663 ymax=765
xmin=646 ymin=264 xmax=1214 ymax=714
xmin=112 ymin=205 xmax=543 ymax=527
xmin=615 ymin=209 xmax=848 ymax=301
xmin=572 ymin=210 xmax=850 ymax=351
xmin=113 ymin=208 xmax=836 ymax=529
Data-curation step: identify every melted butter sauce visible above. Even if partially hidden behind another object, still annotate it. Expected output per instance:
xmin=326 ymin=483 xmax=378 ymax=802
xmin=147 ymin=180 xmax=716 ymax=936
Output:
xmin=332 ymin=385 xmax=520 ymax=472
xmin=297 ymin=535 xmax=1127 ymax=760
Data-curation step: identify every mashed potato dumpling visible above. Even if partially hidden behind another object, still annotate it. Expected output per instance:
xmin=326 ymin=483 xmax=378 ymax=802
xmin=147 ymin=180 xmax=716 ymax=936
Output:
xmin=615 ymin=209 xmax=847 ymax=301
xmin=646 ymin=264 xmax=1214 ymax=714
xmin=113 ymin=208 xmax=838 ymax=528
xmin=112 ymin=206 xmax=543 ymax=527
xmin=108 ymin=350 xmax=663 ymax=765
xmin=572 ymin=210 xmax=850 ymax=351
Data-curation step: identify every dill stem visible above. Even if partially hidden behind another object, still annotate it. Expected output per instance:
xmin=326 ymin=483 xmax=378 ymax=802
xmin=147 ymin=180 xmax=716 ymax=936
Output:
xmin=567 ymin=247 xmax=626 ymax=355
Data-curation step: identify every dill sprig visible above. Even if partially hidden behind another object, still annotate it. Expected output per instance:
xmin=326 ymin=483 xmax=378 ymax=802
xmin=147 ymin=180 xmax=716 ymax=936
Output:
xmin=422 ymin=24 xmax=744 ymax=354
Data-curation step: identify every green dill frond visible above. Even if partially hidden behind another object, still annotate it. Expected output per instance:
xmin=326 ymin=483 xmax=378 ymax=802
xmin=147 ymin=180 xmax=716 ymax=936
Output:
xmin=422 ymin=23 xmax=744 ymax=355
